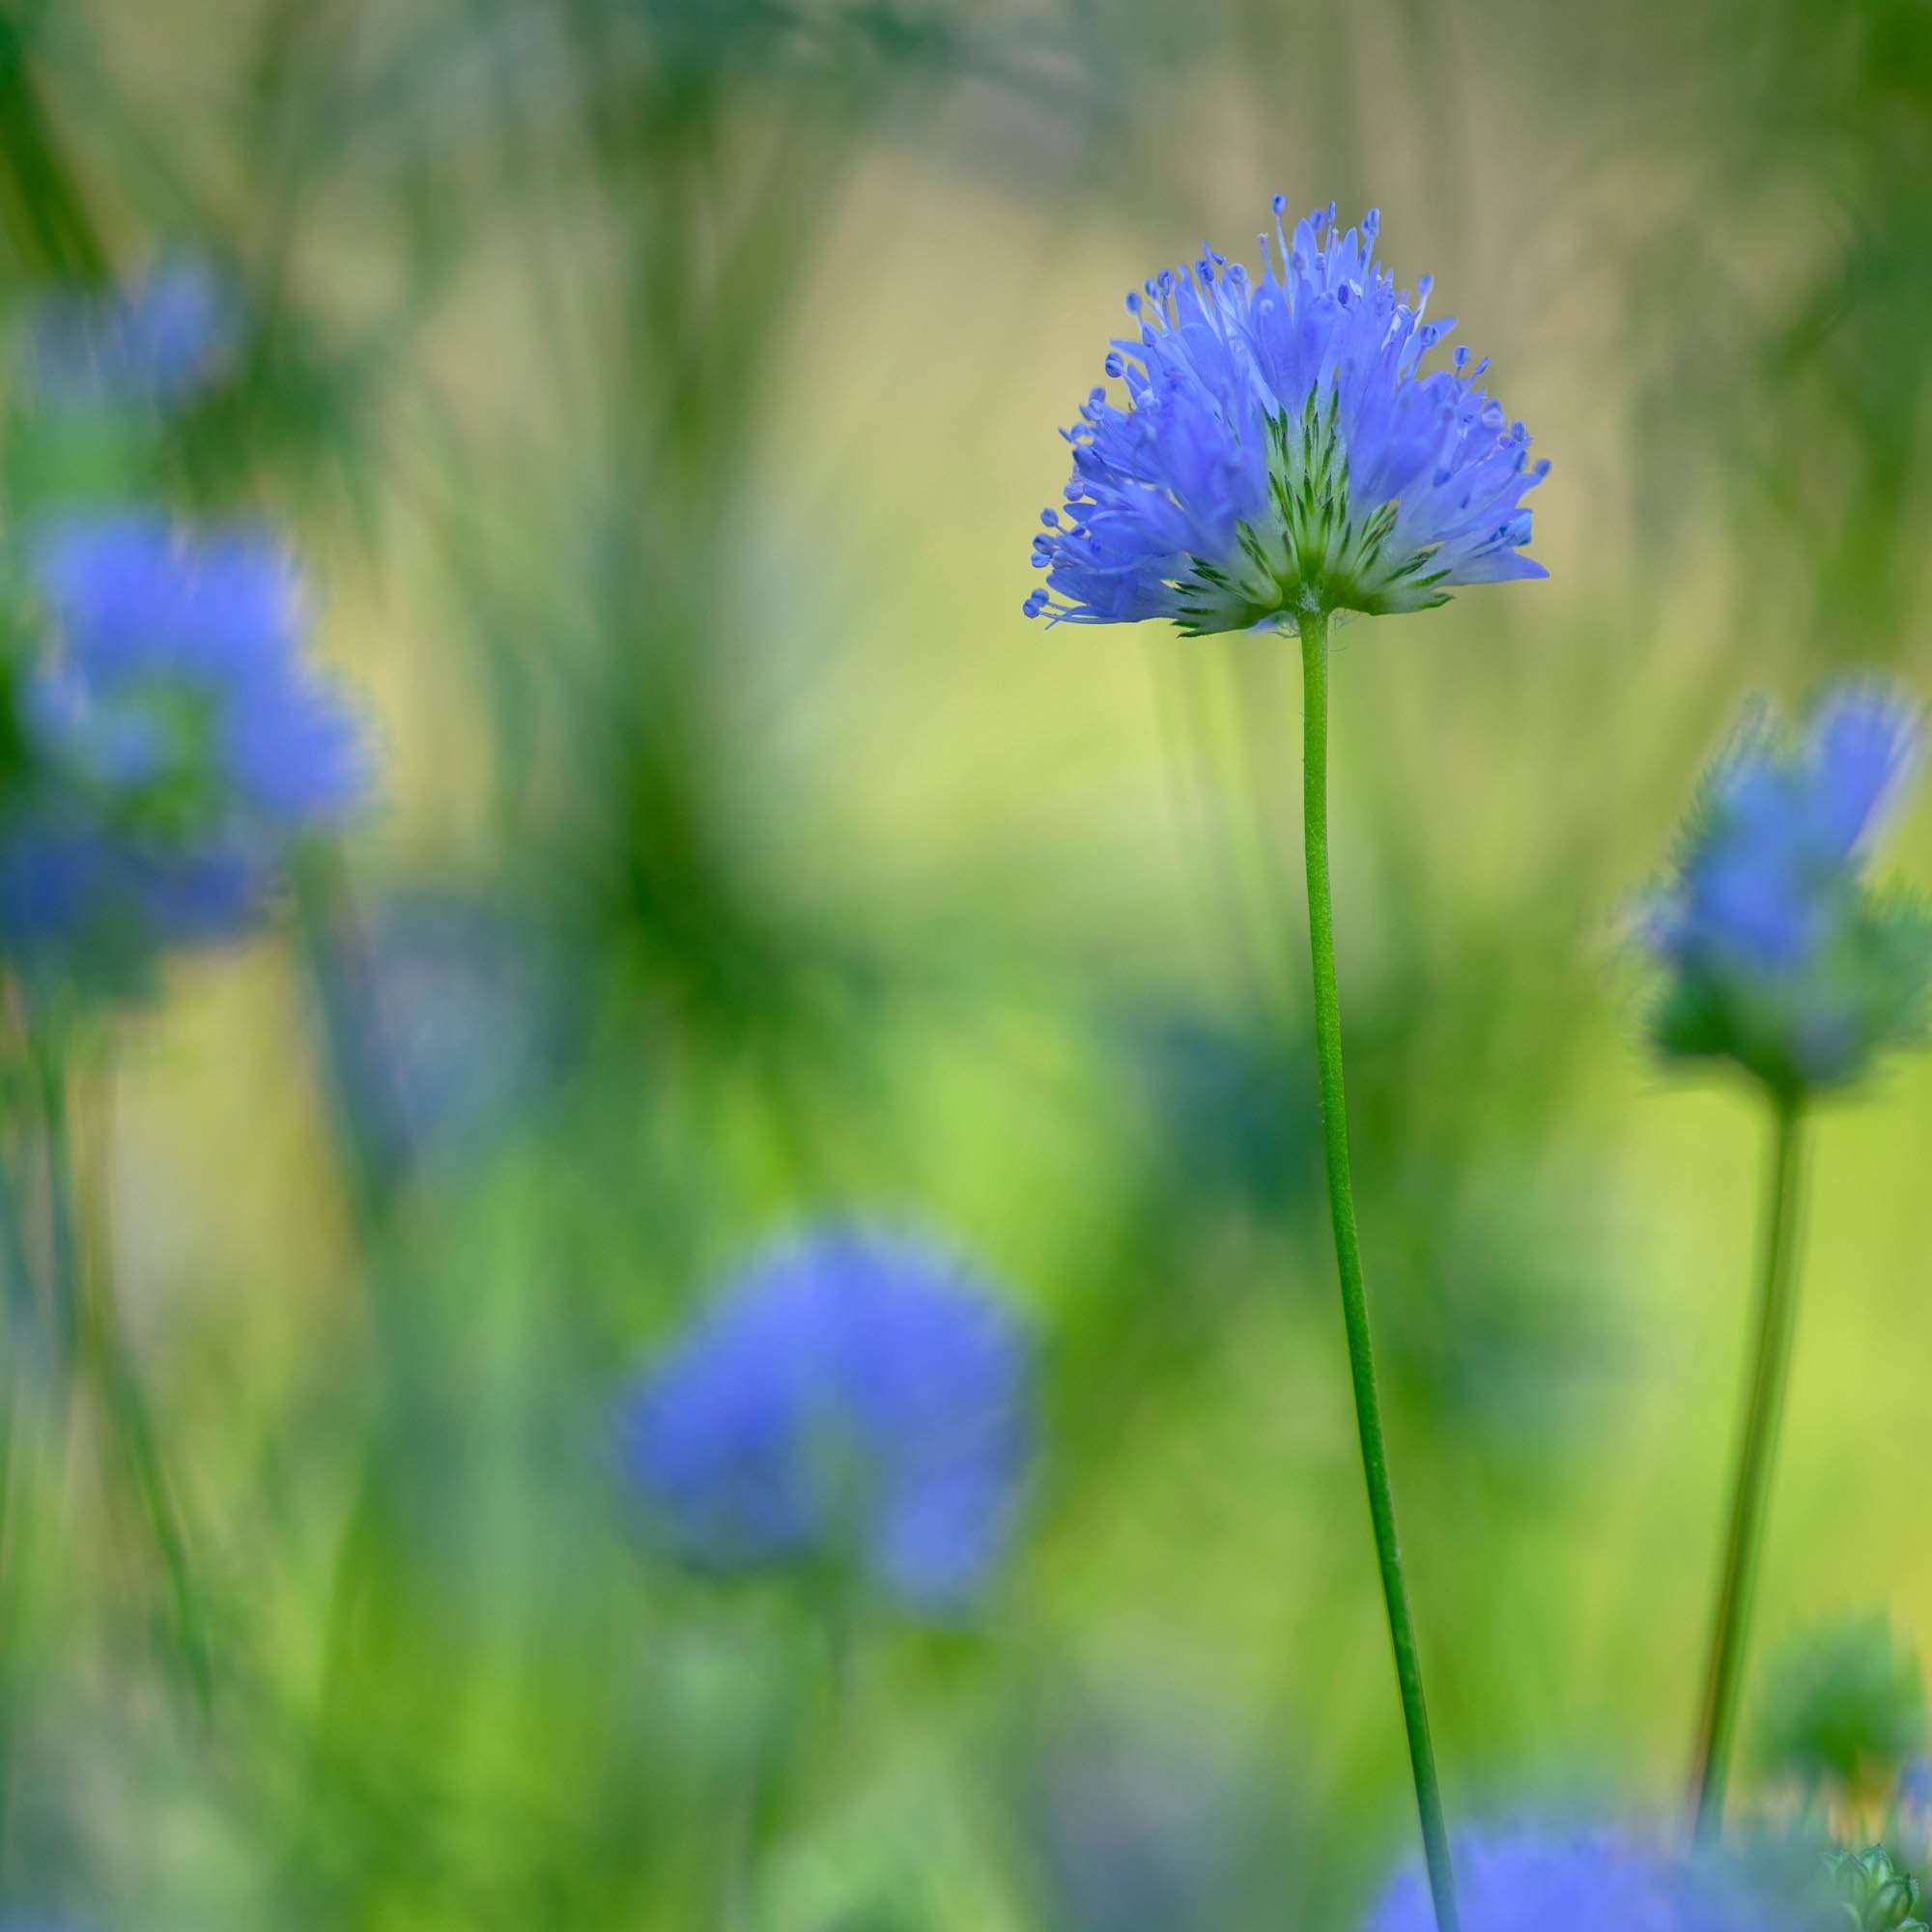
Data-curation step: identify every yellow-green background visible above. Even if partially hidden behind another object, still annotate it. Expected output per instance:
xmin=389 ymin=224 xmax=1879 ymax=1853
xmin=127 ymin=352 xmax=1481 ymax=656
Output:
xmin=3 ymin=1 xmax=1929 ymax=1924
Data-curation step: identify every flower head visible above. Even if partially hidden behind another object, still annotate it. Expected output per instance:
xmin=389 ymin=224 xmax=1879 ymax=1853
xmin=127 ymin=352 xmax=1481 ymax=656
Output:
xmin=618 ymin=1227 xmax=1033 ymax=1612
xmin=25 ymin=257 xmax=239 ymax=412
xmin=1028 ymin=1699 xmax=1257 ymax=1932
xmin=1368 ymin=1827 xmax=1820 ymax=1932
xmin=1028 ymin=202 xmax=1547 ymax=633
xmin=0 ymin=512 xmax=365 ymax=970
xmin=338 ymin=894 xmax=577 ymax=1177
xmin=1644 ymin=681 xmax=1932 ymax=1094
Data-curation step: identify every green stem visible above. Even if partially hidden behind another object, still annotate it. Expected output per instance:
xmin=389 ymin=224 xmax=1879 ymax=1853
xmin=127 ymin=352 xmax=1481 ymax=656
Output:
xmin=1296 ymin=610 xmax=1459 ymax=1932
xmin=0 ymin=18 xmax=112 ymax=285
xmin=40 ymin=1053 xmax=213 ymax=1713
xmin=0 ymin=1151 xmax=46 ymax=1395
xmin=36 ymin=1054 xmax=79 ymax=1394
xmin=1690 ymin=1093 xmax=1808 ymax=1840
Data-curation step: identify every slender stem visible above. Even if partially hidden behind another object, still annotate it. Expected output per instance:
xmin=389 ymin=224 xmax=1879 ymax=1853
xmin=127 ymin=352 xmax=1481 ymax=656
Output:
xmin=41 ymin=1053 xmax=213 ymax=1712
xmin=1690 ymin=1093 xmax=1808 ymax=1839
xmin=36 ymin=1053 xmax=80 ymax=1395
xmin=0 ymin=1151 xmax=46 ymax=1396
xmin=1296 ymin=611 xmax=1459 ymax=1932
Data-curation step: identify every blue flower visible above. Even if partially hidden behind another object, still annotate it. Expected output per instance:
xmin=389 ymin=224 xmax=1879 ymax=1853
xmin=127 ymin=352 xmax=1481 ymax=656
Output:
xmin=335 ymin=893 xmax=579 ymax=1177
xmin=1028 ymin=1699 xmax=1259 ymax=1932
xmin=1027 ymin=202 xmax=1547 ymax=632
xmin=618 ymin=1228 xmax=1033 ymax=1611
xmin=1368 ymin=1827 xmax=1818 ymax=1932
xmin=25 ymin=256 xmax=239 ymax=412
xmin=1644 ymin=681 xmax=1932 ymax=1094
xmin=0 ymin=512 xmax=366 ymax=966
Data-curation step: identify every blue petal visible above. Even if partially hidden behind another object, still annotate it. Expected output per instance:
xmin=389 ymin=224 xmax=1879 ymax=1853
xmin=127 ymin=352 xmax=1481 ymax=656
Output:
xmin=618 ymin=1228 xmax=1032 ymax=1610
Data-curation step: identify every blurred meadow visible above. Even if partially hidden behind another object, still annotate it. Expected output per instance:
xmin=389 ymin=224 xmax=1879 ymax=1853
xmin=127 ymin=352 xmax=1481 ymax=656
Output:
xmin=2 ymin=0 xmax=1932 ymax=1925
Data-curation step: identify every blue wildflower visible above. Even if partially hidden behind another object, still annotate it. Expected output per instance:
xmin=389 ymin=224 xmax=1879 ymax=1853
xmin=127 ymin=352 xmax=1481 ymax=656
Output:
xmin=25 ymin=257 xmax=239 ymax=412
xmin=1368 ymin=1827 xmax=1819 ymax=1932
xmin=1028 ymin=1699 xmax=1260 ymax=1932
xmin=339 ymin=894 xmax=578 ymax=1176
xmin=1028 ymin=202 xmax=1547 ymax=632
xmin=1645 ymin=681 xmax=1932 ymax=1094
xmin=618 ymin=1228 xmax=1033 ymax=1611
xmin=0 ymin=512 xmax=365 ymax=966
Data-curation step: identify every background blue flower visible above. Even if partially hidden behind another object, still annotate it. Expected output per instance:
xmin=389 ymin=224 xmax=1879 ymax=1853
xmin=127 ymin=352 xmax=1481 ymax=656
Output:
xmin=1644 ymin=681 xmax=1932 ymax=1093
xmin=25 ymin=256 xmax=239 ymax=412
xmin=1028 ymin=202 xmax=1547 ymax=632
xmin=618 ymin=1228 xmax=1033 ymax=1611
xmin=0 ymin=511 xmax=365 ymax=967
xmin=1368 ymin=1827 xmax=1818 ymax=1932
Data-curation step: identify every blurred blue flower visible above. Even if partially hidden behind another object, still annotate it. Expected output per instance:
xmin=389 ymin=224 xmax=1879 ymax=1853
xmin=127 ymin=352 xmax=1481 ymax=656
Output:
xmin=0 ymin=511 xmax=365 ymax=967
xmin=26 ymin=256 xmax=240 ymax=412
xmin=338 ymin=893 xmax=581 ymax=1178
xmin=618 ymin=1228 xmax=1033 ymax=1611
xmin=1368 ymin=1827 xmax=1815 ymax=1932
xmin=1028 ymin=201 xmax=1547 ymax=632
xmin=1644 ymin=681 xmax=1932 ymax=1093
xmin=1027 ymin=1697 xmax=1266 ymax=1932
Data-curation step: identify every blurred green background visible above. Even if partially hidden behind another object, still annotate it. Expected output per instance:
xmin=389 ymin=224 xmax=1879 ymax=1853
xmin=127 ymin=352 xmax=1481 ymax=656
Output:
xmin=2 ymin=0 xmax=1931 ymax=1924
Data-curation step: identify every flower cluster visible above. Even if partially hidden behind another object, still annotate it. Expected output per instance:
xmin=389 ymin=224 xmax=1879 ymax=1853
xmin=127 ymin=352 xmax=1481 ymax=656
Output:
xmin=1644 ymin=682 xmax=1932 ymax=1094
xmin=25 ymin=256 xmax=238 ymax=413
xmin=1027 ymin=202 xmax=1547 ymax=633
xmin=1368 ymin=1827 xmax=1820 ymax=1932
xmin=0 ymin=513 xmax=364 ymax=978
xmin=618 ymin=1227 xmax=1033 ymax=1611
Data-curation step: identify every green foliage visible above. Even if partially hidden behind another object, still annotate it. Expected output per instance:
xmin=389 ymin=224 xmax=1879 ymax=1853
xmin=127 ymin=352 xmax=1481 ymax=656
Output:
xmin=1828 ymin=1845 xmax=1930 ymax=1932
xmin=1759 ymin=1619 xmax=1929 ymax=1803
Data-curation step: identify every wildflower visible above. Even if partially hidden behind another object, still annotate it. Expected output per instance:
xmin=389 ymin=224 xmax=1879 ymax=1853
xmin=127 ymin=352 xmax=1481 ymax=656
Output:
xmin=25 ymin=256 xmax=239 ymax=412
xmin=1367 ymin=1827 xmax=1821 ymax=1932
xmin=1027 ymin=201 xmax=1547 ymax=632
xmin=1026 ymin=1698 xmax=1259 ymax=1932
xmin=328 ymin=893 xmax=577 ymax=1178
xmin=617 ymin=1227 xmax=1032 ymax=1611
xmin=1644 ymin=682 xmax=1932 ymax=1095
xmin=0 ymin=512 xmax=364 ymax=969
xmin=1027 ymin=201 xmax=1551 ymax=1932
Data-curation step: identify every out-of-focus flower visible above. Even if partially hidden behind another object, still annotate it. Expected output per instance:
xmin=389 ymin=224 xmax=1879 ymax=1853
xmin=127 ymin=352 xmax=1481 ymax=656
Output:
xmin=0 ymin=512 xmax=364 ymax=972
xmin=334 ymin=893 xmax=580 ymax=1178
xmin=1643 ymin=681 xmax=1932 ymax=1094
xmin=1758 ymin=1617 xmax=1927 ymax=1805
xmin=1369 ymin=1831 xmax=1660 ymax=1932
xmin=1024 ymin=1698 xmax=1264 ymax=1932
xmin=1367 ymin=1827 xmax=1823 ymax=1932
xmin=617 ymin=1228 xmax=1032 ymax=1611
xmin=1368 ymin=1824 xmax=1832 ymax=1932
xmin=25 ymin=256 xmax=240 ymax=412
xmin=1027 ymin=201 xmax=1547 ymax=632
